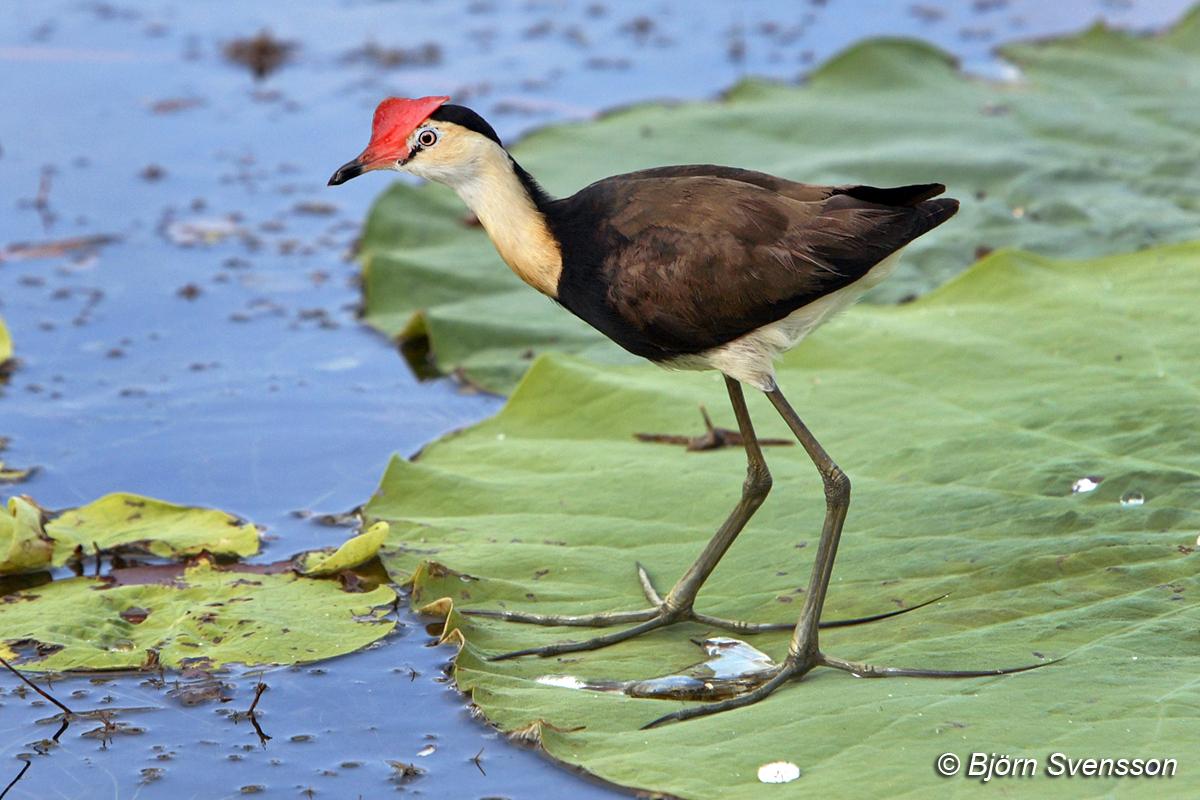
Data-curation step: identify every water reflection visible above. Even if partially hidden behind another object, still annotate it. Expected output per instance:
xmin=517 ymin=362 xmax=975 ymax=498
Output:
xmin=538 ymin=637 xmax=779 ymax=701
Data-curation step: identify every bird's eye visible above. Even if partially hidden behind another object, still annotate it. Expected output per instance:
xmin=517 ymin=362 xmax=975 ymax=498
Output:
xmin=417 ymin=129 xmax=439 ymax=148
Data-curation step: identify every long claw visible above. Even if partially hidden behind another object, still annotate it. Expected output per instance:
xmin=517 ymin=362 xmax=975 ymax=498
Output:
xmin=636 ymin=563 xmax=664 ymax=605
xmin=461 ymin=607 xmax=657 ymax=627
xmin=818 ymin=593 xmax=949 ymax=629
xmin=641 ymin=652 xmax=1058 ymax=728
xmin=819 ymin=652 xmax=1061 ymax=678
xmin=488 ymin=617 xmax=671 ymax=661
xmin=691 ymin=593 xmax=950 ymax=634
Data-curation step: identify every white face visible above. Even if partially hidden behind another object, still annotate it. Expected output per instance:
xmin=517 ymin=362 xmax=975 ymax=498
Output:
xmin=398 ymin=121 xmax=503 ymax=188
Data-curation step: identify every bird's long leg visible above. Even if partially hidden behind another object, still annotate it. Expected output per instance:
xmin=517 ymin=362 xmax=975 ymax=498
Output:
xmin=656 ymin=375 xmax=774 ymax=616
xmin=469 ymin=377 xmax=943 ymax=655
xmin=641 ymin=385 xmax=1051 ymax=728
xmin=765 ymin=383 xmax=849 ymax=665
xmin=484 ymin=376 xmax=773 ymax=659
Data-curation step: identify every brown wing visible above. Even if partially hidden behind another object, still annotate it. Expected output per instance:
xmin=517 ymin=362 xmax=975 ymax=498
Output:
xmin=550 ymin=172 xmax=957 ymax=360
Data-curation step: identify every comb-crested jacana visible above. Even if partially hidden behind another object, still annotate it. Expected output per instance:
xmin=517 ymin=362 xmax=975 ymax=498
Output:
xmin=329 ymin=96 xmax=1045 ymax=727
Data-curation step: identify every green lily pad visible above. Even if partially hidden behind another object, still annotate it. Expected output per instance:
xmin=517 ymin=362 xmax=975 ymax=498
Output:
xmin=0 ymin=558 xmax=395 ymax=671
xmin=0 ymin=497 xmax=53 ymax=575
xmin=43 ymin=492 xmax=260 ymax=565
xmin=296 ymin=521 xmax=389 ymax=576
xmin=0 ymin=492 xmax=260 ymax=576
xmin=366 ymin=243 xmax=1200 ymax=798
xmin=359 ymin=11 xmax=1200 ymax=392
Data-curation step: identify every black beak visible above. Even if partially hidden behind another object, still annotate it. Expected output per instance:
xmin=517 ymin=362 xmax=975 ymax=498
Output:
xmin=328 ymin=159 xmax=364 ymax=186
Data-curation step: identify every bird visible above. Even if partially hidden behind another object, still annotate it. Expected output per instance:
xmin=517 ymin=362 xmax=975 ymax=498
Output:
xmin=329 ymin=96 xmax=1045 ymax=727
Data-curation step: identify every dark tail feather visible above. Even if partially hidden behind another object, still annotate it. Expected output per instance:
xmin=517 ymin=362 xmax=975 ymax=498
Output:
xmin=917 ymin=197 xmax=959 ymax=232
xmin=837 ymin=182 xmax=946 ymax=207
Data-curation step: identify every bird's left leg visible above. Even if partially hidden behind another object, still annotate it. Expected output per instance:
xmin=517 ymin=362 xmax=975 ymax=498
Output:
xmin=641 ymin=385 xmax=1050 ymax=728
xmin=468 ymin=376 xmax=936 ymax=659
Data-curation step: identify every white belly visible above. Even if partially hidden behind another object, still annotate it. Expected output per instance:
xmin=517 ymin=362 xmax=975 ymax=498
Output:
xmin=670 ymin=250 xmax=904 ymax=391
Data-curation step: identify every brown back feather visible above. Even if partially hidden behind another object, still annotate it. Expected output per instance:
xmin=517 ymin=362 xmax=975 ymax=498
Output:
xmin=549 ymin=168 xmax=957 ymax=359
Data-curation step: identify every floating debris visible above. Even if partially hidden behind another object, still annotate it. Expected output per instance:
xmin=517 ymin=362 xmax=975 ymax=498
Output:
xmin=537 ymin=637 xmax=778 ymax=701
xmin=1120 ymin=491 xmax=1145 ymax=508
xmin=165 ymin=217 xmax=242 ymax=247
xmin=344 ymin=41 xmax=442 ymax=68
xmin=165 ymin=668 xmax=232 ymax=706
xmin=0 ymin=234 xmax=119 ymax=263
xmin=223 ymin=30 xmax=295 ymax=79
xmin=148 ymin=97 xmax=204 ymax=114
xmin=636 ymin=406 xmax=792 ymax=452
xmin=292 ymin=201 xmax=338 ymax=216
xmin=387 ymin=760 xmax=425 ymax=784
xmin=1071 ymin=476 xmax=1101 ymax=494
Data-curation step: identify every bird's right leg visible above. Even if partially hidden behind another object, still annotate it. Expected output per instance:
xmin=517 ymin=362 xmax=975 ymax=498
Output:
xmin=473 ymin=376 xmax=770 ymax=659
xmin=467 ymin=377 xmax=932 ymax=661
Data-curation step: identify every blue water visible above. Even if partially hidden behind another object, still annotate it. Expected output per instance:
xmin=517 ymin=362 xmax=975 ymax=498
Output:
xmin=1 ymin=1 xmax=1192 ymax=797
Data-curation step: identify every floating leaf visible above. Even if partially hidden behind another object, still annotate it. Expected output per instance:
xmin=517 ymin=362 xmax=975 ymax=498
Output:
xmin=359 ymin=12 xmax=1200 ymax=391
xmin=296 ymin=522 xmax=389 ymax=576
xmin=44 ymin=492 xmax=260 ymax=565
xmin=0 ymin=559 xmax=395 ymax=671
xmin=0 ymin=497 xmax=53 ymax=575
xmin=0 ymin=437 xmax=33 ymax=484
xmin=367 ymin=244 xmax=1200 ymax=798
xmin=0 ymin=463 xmax=32 ymax=484
xmin=0 ymin=315 xmax=11 ymax=366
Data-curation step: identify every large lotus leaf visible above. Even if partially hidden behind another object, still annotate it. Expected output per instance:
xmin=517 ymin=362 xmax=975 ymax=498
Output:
xmin=0 ymin=559 xmax=396 ymax=671
xmin=359 ymin=11 xmax=1200 ymax=392
xmin=43 ymin=492 xmax=260 ymax=565
xmin=366 ymin=243 xmax=1200 ymax=799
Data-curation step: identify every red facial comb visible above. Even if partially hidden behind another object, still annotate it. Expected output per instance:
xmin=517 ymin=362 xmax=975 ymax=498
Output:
xmin=362 ymin=95 xmax=450 ymax=161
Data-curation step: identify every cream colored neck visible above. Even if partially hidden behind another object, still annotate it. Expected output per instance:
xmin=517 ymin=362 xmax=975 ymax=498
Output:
xmin=446 ymin=145 xmax=562 ymax=297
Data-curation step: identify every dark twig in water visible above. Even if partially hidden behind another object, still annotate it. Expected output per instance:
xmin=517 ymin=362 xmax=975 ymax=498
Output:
xmin=0 ymin=760 xmax=31 ymax=800
xmin=471 ymin=746 xmax=486 ymax=776
xmin=0 ymin=656 xmax=74 ymax=717
xmin=247 ymin=681 xmax=267 ymax=715
xmin=635 ymin=405 xmax=793 ymax=451
xmin=231 ymin=681 xmax=272 ymax=745
xmin=0 ymin=656 xmax=76 ymax=795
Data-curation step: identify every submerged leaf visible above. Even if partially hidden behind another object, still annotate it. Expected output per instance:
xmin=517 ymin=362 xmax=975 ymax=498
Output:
xmin=0 ymin=559 xmax=395 ymax=671
xmin=367 ymin=244 xmax=1200 ymax=798
xmin=296 ymin=522 xmax=389 ymax=576
xmin=359 ymin=13 xmax=1200 ymax=391
xmin=44 ymin=492 xmax=260 ymax=565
